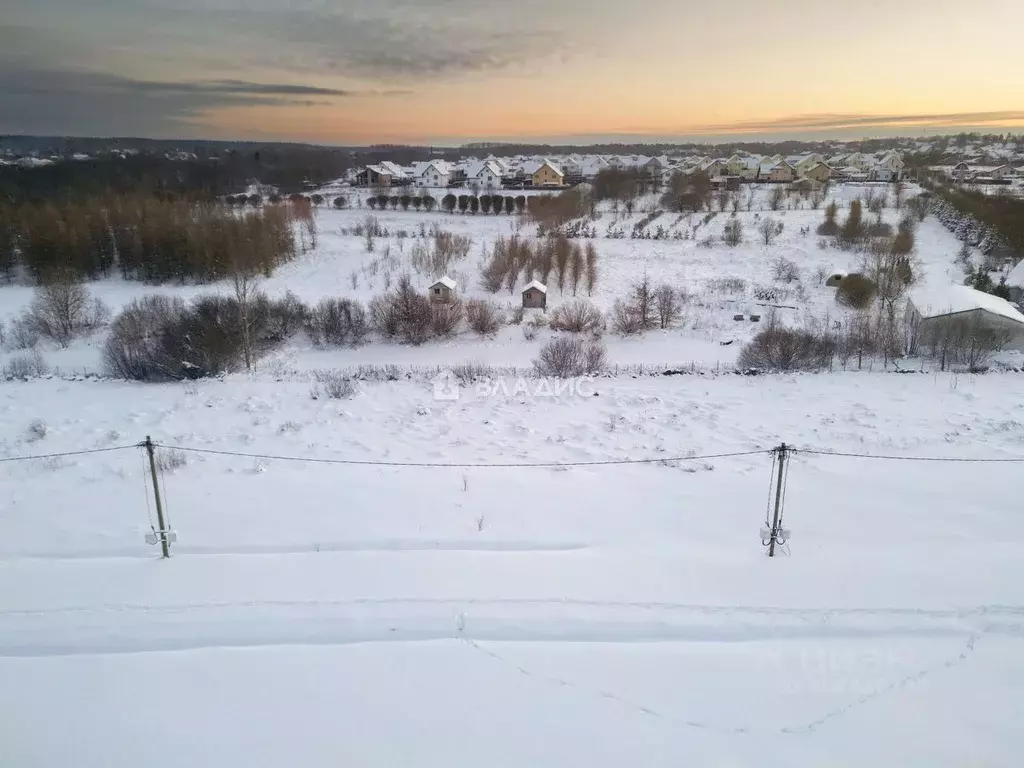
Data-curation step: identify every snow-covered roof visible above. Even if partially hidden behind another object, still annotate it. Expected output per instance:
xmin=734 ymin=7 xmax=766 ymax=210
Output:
xmin=1007 ymin=259 xmax=1024 ymax=288
xmin=522 ymin=280 xmax=547 ymax=294
xmin=464 ymin=159 xmax=503 ymax=179
xmin=411 ymin=160 xmax=451 ymax=177
xmin=909 ymin=284 xmax=1024 ymax=324
xmin=536 ymin=160 xmax=564 ymax=177
xmin=431 ymin=276 xmax=457 ymax=290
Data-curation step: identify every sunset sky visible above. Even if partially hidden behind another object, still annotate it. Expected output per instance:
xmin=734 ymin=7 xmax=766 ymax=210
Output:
xmin=3 ymin=0 xmax=1023 ymax=144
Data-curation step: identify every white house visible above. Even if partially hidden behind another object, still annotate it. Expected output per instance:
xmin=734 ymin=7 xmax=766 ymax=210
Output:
xmin=699 ymin=158 xmax=729 ymax=178
xmin=464 ymin=160 xmax=504 ymax=189
xmin=759 ymin=160 xmax=796 ymax=183
xmin=870 ymin=152 xmax=905 ymax=181
xmin=411 ymin=160 xmax=451 ymax=189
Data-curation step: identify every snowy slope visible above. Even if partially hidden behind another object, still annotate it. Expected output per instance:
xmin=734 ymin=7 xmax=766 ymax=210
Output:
xmin=2 ymin=372 xmax=1024 ymax=766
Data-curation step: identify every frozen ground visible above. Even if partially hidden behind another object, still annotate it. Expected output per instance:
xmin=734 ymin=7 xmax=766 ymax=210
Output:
xmin=2 ymin=372 xmax=1024 ymax=765
xmin=0 ymin=183 xmax=985 ymax=375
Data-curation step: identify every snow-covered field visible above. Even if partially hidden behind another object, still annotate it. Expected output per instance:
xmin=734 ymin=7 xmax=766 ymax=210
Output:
xmin=2 ymin=372 xmax=1024 ymax=766
xmin=0 ymin=183 xmax=985 ymax=375
xmin=3 ymin=183 xmax=1024 ymax=766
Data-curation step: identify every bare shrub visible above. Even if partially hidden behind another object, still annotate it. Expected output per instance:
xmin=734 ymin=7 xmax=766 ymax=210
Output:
xmin=523 ymin=322 xmax=539 ymax=340
xmin=835 ymin=273 xmax=877 ymax=309
xmin=722 ymin=218 xmax=743 ymax=247
xmin=772 ymin=256 xmax=800 ymax=283
xmin=103 ymin=295 xmax=187 ymax=381
xmin=3 ymin=349 xmax=50 ymax=378
xmin=430 ymin=300 xmax=463 ymax=337
xmin=7 ymin=316 xmax=40 ymax=349
xmin=465 ymin=299 xmax=504 ymax=336
xmin=370 ymin=275 xmax=432 ymax=345
xmin=27 ymin=418 xmax=48 ymax=441
xmin=103 ymin=292 xmax=279 ymax=381
xmin=450 ymin=362 xmax=495 ymax=385
xmin=313 ymin=369 xmax=357 ymax=399
xmin=533 ymin=337 xmax=606 ymax=377
xmin=305 ymin=298 xmax=369 ymax=346
xmin=738 ymin=326 xmax=835 ymax=371
xmin=549 ymin=299 xmax=604 ymax=334
xmin=509 ymin=305 xmax=526 ymax=325
xmin=707 ymin=277 xmax=747 ymax=295
xmin=27 ymin=271 xmax=94 ymax=347
xmin=156 ymin=448 xmax=187 ymax=472
xmin=611 ymin=300 xmax=643 ymax=335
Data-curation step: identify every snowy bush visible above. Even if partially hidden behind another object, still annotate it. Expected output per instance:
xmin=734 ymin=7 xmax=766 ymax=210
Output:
xmin=430 ymin=300 xmax=463 ymax=338
xmin=305 ymin=298 xmax=368 ymax=347
xmin=738 ymin=326 xmax=835 ymax=371
xmin=27 ymin=418 xmax=48 ymax=442
xmin=549 ymin=299 xmax=604 ymax=335
xmin=3 ymin=350 xmax=50 ymax=379
xmin=465 ymin=299 xmax=504 ymax=336
xmin=533 ymin=337 xmax=606 ymax=378
xmin=23 ymin=273 xmax=108 ymax=348
xmin=312 ymin=370 xmax=356 ymax=400
xmin=156 ymin=449 xmax=187 ymax=472
xmin=104 ymin=294 xmax=252 ymax=381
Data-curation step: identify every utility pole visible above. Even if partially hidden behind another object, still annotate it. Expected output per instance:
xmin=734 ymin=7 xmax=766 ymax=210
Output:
xmin=144 ymin=435 xmax=170 ymax=558
xmin=768 ymin=443 xmax=788 ymax=557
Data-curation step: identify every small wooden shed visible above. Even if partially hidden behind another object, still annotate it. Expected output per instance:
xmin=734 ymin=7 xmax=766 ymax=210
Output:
xmin=428 ymin=276 xmax=457 ymax=304
xmin=522 ymin=280 xmax=547 ymax=309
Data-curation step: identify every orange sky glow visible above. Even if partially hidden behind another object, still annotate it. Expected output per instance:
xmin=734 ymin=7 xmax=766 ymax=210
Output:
xmin=3 ymin=0 xmax=1023 ymax=143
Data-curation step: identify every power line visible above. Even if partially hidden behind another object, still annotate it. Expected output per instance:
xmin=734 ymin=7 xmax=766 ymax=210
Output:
xmin=0 ymin=444 xmax=139 ymax=463
xmin=798 ymin=448 xmax=1024 ymax=463
xmin=153 ymin=443 xmax=772 ymax=469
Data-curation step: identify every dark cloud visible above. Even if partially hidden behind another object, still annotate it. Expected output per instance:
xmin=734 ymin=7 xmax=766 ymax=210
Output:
xmin=691 ymin=111 xmax=1024 ymax=134
xmin=0 ymin=65 xmax=400 ymax=137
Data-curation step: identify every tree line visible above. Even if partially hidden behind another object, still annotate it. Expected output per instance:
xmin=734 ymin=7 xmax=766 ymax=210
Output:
xmin=0 ymin=196 xmax=298 ymax=285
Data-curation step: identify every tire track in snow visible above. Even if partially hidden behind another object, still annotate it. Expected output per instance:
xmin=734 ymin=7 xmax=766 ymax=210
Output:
xmin=0 ymin=599 xmax=1021 ymax=657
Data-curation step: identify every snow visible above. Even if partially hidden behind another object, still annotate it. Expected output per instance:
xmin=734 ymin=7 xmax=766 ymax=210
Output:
xmin=1 ymin=372 xmax=1024 ymax=765
xmin=908 ymin=284 xmax=1024 ymax=323
xmin=523 ymin=279 xmax=547 ymax=294
xmin=3 ymin=181 xmax=1024 ymax=765
xmin=0 ymin=183 xmax=980 ymax=376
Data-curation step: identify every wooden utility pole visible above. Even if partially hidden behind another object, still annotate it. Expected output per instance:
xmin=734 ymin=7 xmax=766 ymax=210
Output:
xmin=768 ymin=443 xmax=787 ymax=557
xmin=144 ymin=435 xmax=170 ymax=558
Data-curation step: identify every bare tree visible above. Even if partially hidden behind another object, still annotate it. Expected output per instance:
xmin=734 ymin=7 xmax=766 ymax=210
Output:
xmin=584 ymin=242 xmax=598 ymax=295
xmin=28 ymin=269 xmax=93 ymax=347
xmin=654 ymin=285 xmax=682 ymax=328
xmin=768 ymin=185 xmax=785 ymax=211
xmin=631 ymin=273 xmax=657 ymax=330
xmin=723 ymin=218 xmax=743 ymax=247
xmin=231 ymin=266 xmax=260 ymax=372
xmin=759 ymin=217 xmax=780 ymax=246
xmin=892 ymin=181 xmax=905 ymax=210
xmin=569 ymin=243 xmax=584 ymax=296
